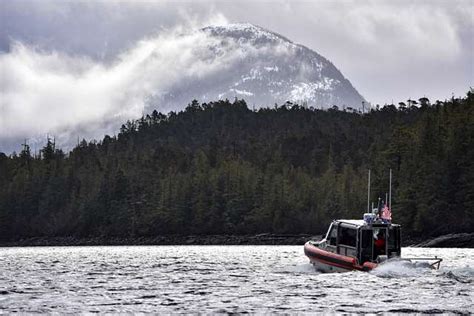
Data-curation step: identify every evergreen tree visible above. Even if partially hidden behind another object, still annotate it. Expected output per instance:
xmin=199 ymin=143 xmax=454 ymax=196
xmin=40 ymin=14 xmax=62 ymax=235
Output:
xmin=0 ymin=92 xmax=472 ymax=240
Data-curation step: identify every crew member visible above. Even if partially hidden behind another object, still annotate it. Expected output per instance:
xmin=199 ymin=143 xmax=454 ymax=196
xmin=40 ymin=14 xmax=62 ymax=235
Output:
xmin=374 ymin=231 xmax=385 ymax=257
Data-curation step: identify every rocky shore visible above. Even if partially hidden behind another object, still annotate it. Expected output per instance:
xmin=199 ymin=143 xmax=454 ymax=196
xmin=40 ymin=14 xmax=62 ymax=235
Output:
xmin=0 ymin=234 xmax=319 ymax=247
xmin=410 ymin=233 xmax=474 ymax=248
xmin=1 ymin=232 xmax=472 ymax=248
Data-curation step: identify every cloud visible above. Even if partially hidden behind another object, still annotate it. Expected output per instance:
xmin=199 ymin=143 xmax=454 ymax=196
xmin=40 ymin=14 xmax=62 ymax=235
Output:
xmin=0 ymin=29 xmax=200 ymax=146
xmin=0 ymin=19 xmax=293 ymax=151
xmin=213 ymin=0 xmax=472 ymax=104
xmin=2 ymin=1 xmax=471 ymax=105
xmin=0 ymin=1 xmax=227 ymax=60
xmin=0 ymin=0 xmax=472 ymax=152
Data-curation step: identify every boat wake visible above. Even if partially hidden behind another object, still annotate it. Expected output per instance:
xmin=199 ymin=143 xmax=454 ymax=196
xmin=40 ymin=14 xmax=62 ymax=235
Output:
xmin=371 ymin=260 xmax=474 ymax=283
xmin=370 ymin=260 xmax=431 ymax=278
xmin=439 ymin=266 xmax=474 ymax=284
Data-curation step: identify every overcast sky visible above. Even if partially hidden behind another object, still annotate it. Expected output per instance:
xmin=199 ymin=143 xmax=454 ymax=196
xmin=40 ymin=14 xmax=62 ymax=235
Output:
xmin=0 ymin=0 xmax=473 ymax=151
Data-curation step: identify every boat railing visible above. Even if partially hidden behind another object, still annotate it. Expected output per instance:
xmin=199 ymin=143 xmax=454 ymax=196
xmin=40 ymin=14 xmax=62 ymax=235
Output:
xmin=402 ymin=257 xmax=443 ymax=270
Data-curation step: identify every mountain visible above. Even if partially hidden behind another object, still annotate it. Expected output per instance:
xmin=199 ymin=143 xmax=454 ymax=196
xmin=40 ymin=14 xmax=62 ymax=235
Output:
xmin=153 ymin=23 xmax=366 ymax=112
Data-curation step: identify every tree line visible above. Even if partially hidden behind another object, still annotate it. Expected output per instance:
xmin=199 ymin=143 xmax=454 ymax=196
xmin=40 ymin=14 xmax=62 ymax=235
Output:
xmin=0 ymin=91 xmax=473 ymax=240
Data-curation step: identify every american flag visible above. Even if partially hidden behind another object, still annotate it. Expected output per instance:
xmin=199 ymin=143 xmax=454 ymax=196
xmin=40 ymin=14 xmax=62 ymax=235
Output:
xmin=381 ymin=204 xmax=392 ymax=221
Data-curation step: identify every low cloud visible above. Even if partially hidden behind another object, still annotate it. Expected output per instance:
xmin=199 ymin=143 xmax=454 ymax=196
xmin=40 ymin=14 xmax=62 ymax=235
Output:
xmin=217 ymin=0 xmax=472 ymax=104
xmin=0 ymin=19 xmax=291 ymax=151
xmin=0 ymin=0 xmax=472 ymax=152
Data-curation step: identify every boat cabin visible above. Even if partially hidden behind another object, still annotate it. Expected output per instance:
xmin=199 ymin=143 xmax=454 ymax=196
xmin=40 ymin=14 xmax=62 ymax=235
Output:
xmin=324 ymin=219 xmax=401 ymax=263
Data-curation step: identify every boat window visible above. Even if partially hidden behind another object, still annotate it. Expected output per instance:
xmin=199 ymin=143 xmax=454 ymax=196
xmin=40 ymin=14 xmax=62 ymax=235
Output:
xmin=388 ymin=228 xmax=396 ymax=248
xmin=361 ymin=229 xmax=372 ymax=248
xmin=387 ymin=227 xmax=401 ymax=256
xmin=360 ymin=229 xmax=373 ymax=263
xmin=328 ymin=225 xmax=337 ymax=245
xmin=339 ymin=226 xmax=357 ymax=247
xmin=374 ymin=229 xmax=387 ymax=258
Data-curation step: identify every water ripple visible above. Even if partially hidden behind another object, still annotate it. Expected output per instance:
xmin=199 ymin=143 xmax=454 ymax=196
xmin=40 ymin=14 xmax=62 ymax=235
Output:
xmin=0 ymin=246 xmax=472 ymax=313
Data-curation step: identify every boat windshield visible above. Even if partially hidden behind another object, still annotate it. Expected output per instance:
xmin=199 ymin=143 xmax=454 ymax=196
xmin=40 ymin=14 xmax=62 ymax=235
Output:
xmin=339 ymin=226 xmax=357 ymax=247
xmin=327 ymin=224 xmax=337 ymax=246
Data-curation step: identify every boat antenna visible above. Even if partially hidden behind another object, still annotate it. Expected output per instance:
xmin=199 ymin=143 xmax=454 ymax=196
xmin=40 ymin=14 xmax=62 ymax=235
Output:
xmin=389 ymin=168 xmax=392 ymax=209
xmin=367 ymin=169 xmax=371 ymax=213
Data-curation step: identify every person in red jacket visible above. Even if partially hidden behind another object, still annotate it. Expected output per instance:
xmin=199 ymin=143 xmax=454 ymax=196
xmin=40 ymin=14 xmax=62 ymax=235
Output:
xmin=374 ymin=231 xmax=386 ymax=258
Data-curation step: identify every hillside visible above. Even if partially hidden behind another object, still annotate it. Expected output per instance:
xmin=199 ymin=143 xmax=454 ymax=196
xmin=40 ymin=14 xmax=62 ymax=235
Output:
xmin=0 ymin=91 xmax=473 ymax=241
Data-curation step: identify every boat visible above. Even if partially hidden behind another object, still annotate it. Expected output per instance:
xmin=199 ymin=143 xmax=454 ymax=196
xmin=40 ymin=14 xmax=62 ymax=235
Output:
xmin=304 ymin=217 xmax=401 ymax=272
xmin=304 ymin=170 xmax=442 ymax=272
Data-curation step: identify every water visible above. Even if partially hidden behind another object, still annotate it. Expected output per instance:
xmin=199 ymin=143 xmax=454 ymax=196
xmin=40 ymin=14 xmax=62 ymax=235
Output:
xmin=0 ymin=246 xmax=472 ymax=313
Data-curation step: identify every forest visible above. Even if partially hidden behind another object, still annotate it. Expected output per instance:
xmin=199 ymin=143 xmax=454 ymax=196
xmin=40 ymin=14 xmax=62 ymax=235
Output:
xmin=0 ymin=90 xmax=473 ymax=241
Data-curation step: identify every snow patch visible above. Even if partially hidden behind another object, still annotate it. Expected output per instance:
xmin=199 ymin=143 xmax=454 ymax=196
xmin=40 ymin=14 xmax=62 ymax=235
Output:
xmin=241 ymin=68 xmax=263 ymax=82
xmin=205 ymin=23 xmax=288 ymax=44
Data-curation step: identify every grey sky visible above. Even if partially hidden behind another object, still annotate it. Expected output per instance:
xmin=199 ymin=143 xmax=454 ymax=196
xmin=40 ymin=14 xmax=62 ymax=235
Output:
xmin=0 ymin=0 xmax=473 ymax=153
xmin=2 ymin=0 xmax=472 ymax=104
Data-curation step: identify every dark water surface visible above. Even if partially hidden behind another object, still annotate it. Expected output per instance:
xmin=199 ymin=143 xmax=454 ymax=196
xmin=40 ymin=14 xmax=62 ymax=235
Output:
xmin=0 ymin=246 xmax=472 ymax=313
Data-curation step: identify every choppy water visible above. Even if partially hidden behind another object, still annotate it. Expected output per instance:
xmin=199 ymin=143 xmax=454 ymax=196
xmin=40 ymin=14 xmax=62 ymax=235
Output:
xmin=0 ymin=246 xmax=472 ymax=313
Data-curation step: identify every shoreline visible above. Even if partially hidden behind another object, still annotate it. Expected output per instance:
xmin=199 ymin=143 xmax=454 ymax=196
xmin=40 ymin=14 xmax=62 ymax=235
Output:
xmin=0 ymin=234 xmax=317 ymax=247
xmin=1 ymin=233 xmax=472 ymax=248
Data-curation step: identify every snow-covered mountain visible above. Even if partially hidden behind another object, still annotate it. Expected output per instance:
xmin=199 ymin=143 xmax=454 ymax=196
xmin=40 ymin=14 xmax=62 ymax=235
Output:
xmin=153 ymin=23 xmax=365 ymax=111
